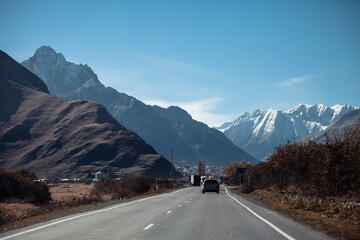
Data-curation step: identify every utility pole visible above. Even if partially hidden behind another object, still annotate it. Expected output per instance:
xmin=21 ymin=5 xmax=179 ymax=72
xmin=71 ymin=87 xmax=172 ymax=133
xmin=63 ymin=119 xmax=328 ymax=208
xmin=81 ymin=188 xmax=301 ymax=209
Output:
xmin=171 ymin=149 xmax=174 ymax=180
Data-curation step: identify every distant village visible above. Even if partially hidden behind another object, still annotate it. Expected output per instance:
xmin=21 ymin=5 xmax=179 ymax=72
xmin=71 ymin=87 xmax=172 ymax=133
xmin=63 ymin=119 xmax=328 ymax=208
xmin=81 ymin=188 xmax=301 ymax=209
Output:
xmin=36 ymin=161 xmax=224 ymax=184
xmin=173 ymin=161 xmax=224 ymax=178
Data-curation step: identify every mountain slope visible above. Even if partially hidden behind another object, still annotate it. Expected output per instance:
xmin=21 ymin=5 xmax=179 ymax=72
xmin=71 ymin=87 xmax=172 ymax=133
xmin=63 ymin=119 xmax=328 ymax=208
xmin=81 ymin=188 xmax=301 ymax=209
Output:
xmin=22 ymin=46 xmax=257 ymax=166
xmin=216 ymin=104 xmax=359 ymax=159
xmin=0 ymin=50 xmax=180 ymax=179
xmin=152 ymin=106 xmax=256 ymax=165
xmin=299 ymin=109 xmax=360 ymax=143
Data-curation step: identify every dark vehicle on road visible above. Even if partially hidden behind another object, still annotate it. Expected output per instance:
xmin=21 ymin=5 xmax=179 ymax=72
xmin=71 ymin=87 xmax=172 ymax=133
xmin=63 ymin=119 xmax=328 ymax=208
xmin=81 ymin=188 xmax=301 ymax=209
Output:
xmin=202 ymin=179 xmax=219 ymax=194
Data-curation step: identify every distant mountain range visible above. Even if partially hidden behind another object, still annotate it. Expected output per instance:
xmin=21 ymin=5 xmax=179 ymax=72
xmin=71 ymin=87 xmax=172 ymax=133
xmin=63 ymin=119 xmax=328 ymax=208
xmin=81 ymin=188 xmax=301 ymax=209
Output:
xmin=22 ymin=46 xmax=257 ymax=166
xmin=216 ymin=104 xmax=359 ymax=159
xmin=0 ymin=50 xmax=181 ymax=179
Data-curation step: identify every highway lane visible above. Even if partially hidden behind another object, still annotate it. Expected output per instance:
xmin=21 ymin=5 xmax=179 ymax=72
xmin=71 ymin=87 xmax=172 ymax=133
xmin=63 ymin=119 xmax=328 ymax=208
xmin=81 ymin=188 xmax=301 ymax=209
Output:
xmin=0 ymin=186 xmax=333 ymax=240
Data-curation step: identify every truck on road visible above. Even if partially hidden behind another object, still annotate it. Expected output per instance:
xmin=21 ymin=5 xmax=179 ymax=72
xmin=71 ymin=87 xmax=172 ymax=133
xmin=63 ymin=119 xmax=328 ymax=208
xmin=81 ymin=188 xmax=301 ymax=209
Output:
xmin=190 ymin=175 xmax=201 ymax=186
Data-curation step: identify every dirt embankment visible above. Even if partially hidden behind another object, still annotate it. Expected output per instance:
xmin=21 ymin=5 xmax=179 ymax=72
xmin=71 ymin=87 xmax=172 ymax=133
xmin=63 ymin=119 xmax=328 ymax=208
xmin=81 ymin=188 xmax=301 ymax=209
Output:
xmin=236 ymin=188 xmax=360 ymax=240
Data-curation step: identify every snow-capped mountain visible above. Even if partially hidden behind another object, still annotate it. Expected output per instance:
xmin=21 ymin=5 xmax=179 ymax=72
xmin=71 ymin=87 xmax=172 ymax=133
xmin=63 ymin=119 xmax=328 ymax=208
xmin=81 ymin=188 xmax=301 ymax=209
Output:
xmin=298 ymin=109 xmax=360 ymax=144
xmin=22 ymin=46 xmax=257 ymax=166
xmin=216 ymin=104 xmax=359 ymax=159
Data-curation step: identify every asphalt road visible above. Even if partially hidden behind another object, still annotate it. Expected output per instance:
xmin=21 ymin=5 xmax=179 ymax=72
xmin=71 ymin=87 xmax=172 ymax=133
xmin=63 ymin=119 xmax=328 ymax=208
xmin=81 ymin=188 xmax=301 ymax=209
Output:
xmin=0 ymin=186 xmax=333 ymax=240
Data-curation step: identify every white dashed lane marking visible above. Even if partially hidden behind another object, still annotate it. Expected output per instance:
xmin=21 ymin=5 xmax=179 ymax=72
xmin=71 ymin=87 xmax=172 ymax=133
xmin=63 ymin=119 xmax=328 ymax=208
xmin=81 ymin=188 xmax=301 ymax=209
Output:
xmin=144 ymin=224 xmax=154 ymax=230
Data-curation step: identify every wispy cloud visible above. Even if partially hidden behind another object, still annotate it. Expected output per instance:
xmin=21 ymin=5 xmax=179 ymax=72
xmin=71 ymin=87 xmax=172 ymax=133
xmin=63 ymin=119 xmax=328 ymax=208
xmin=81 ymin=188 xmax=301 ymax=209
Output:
xmin=277 ymin=75 xmax=314 ymax=87
xmin=144 ymin=98 xmax=232 ymax=127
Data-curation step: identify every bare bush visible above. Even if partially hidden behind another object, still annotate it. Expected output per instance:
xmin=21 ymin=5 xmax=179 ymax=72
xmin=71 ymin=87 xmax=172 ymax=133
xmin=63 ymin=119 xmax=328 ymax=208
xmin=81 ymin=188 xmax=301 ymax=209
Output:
xmin=245 ymin=116 xmax=360 ymax=198
xmin=0 ymin=208 xmax=16 ymax=226
xmin=0 ymin=168 xmax=51 ymax=204
xmin=91 ymin=176 xmax=152 ymax=200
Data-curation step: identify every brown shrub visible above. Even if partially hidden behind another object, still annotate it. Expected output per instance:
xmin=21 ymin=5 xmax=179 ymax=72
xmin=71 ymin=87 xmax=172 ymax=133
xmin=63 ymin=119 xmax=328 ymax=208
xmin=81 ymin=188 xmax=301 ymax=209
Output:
xmin=157 ymin=178 xmax=173 ymax=189
xmin=242 ymin=115 xmax=360 ymax=198
xmin=290 ymin=199 xmax=304 ymax=209
xmin=91 ymin=176 xmax=151 ymax=200
xmin=0 ymin=208 xmax=16 ymax=226
xmin=304 ymin=201 xmax=327 ymax=212
xmin=0 ymin=168 xmax=51 ymax=204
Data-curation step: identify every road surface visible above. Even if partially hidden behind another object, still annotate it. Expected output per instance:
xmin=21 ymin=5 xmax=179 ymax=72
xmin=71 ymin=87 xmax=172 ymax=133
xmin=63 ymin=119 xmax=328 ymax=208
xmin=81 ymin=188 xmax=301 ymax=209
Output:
xmin=0 ymin=186 xmax=333 ymax=240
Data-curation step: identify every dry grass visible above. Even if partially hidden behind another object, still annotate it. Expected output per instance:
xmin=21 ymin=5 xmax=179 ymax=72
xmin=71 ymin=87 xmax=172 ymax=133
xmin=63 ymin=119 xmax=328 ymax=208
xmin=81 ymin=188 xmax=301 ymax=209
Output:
xmin=0 ymin=183 xmax=98 ymax=231
xmin=0 ymin=203 xmax=40 ymax=228
xmin=49 ymin=183 xmax=94 ymax=202
xmin=0 ymin=203 xmax=40 ymax=219
xmin=237 ymin=189 xmax=360 ymax=240
xmin=1 ymin=180 xmax=180 ymax=232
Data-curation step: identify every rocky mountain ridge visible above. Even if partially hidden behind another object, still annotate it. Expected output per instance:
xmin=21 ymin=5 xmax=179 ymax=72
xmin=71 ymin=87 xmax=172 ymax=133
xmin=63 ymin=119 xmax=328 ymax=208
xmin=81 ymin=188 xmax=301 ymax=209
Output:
xmin=22 ymin=46 xmax=257 ymax=166
xmin=298 ymin=109 xmax=360 ymax=143
xmin=216 ymin=104 xmax=359 ymax=159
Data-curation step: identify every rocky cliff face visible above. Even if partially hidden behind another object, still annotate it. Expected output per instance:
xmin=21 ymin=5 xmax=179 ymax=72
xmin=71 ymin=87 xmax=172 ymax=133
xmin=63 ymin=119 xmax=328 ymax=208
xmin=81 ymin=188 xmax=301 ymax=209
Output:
xmin=0 ymin=50 xmax=181 ymax=179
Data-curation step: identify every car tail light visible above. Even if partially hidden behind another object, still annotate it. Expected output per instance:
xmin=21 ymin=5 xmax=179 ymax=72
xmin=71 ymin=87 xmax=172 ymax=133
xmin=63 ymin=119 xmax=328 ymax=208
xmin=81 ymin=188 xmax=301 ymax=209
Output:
xmin=217 ymin=184 xmax=219 ymax=187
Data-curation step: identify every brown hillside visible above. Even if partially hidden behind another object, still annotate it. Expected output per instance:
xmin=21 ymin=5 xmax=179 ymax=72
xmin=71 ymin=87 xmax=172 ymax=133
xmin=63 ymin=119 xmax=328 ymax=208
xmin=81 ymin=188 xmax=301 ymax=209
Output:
xmin=0 ymin=50 xmax=180 ymax=179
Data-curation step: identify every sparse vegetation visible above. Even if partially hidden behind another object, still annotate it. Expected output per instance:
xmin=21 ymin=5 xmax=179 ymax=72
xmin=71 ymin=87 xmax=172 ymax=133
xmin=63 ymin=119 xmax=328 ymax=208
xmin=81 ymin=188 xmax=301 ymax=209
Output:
xmin=0 ymin=208 xmax=16 ymax=226
xmin=91 ymin=176 xmax=176 ymax=200
xmin=241 ymin=189 xmax=360 ymax=240
xmin=0 ymin=167 xmax=52 ymax=227
xmin=0 ymin=167 xmax=51 ymax=204
xmin=247 ymin=116 xmax=360 ymax=198
xmin=0 ymin=174 xmax=179 ymax=231
xmin=226 ymin=116 xmax=360 ymax=239
xmin=223 ymin=161 xmax=252 ymax=188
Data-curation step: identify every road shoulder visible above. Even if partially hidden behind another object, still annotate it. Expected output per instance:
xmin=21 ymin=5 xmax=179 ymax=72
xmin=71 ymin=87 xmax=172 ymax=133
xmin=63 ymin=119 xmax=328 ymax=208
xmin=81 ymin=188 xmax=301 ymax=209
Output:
xmin=224 ymin=186 xmax=334 ymax=240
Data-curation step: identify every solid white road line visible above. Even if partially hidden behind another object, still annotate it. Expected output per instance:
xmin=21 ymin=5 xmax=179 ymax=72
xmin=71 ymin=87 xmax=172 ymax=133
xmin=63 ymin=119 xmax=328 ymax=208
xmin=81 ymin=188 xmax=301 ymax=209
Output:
xmin=0 ymin=188 xmax=188 ymax=240
xmin=144 ymin=224 xmax=154 ymax=230
xmin=166 ymin=210 xmax=172 ymax=214
xmin=224 ymin=187 xmax=295 ymax=240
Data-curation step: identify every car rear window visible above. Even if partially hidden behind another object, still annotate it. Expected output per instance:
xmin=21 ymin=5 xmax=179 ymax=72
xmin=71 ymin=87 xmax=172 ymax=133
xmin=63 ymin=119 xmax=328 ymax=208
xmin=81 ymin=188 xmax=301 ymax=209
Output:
xmin=205 ymin=180 xmax=218 ymax=184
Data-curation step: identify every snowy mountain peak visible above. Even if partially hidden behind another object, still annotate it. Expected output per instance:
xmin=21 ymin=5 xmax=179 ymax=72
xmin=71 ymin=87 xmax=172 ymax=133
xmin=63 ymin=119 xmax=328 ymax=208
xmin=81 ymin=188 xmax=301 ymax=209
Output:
xmin=218 ymin=104 xmax=358 ymax=159
xmin=22 ymin=46 xmax=104 ymax=98
xmin=240 ymin=111 xmax=251 ymax=118
xmin=331 ymin=104 xmax=342 ymax=111
xmin=289 ymin=104 xmax=308 ymax=115
xmin=330 ymin=104 xmax=359 ymax=122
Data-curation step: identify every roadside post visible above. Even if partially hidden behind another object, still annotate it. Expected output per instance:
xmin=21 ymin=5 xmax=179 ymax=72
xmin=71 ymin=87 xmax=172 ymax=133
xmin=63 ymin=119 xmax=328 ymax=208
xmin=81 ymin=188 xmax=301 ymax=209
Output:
xmin=236 ymin=168 xmax=251 ymax=185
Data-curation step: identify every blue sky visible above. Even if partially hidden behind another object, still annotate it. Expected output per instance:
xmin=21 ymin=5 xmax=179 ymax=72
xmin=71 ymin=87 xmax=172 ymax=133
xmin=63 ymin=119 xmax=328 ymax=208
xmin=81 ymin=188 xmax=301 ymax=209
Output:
xmin=1 ymin=0 xmax=359 ymax=126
